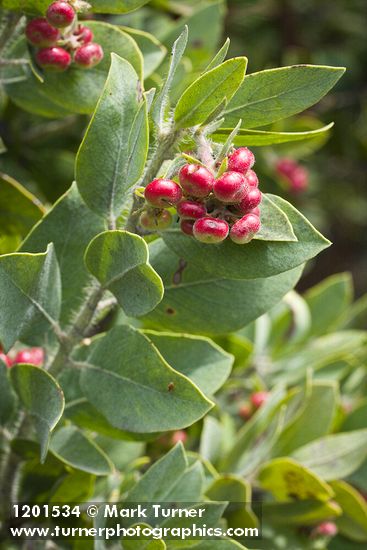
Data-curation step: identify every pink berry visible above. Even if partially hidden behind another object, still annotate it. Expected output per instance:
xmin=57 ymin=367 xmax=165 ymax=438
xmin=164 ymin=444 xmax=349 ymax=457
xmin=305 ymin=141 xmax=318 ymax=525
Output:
xmin=145 ymin=179 xmax=182 ymax=208
xmin=228 ymin=147 xmax=255 ymax=174
xmin=0 ymin=352 xmax=12 ymax=368
xmin=171 ymin=430 xmax=187 ymax=445
xmin=230 ymin=213 xmax=261 ymax=245
xmin=179 ymin=164 xmax=214 ymax=198
xmin=177 ymin=200 xmax=206 ymax=220
xmin=250 ymin=206 xmax=261 ymax=217
xmin=245 ymin=169 xmax=259 ymax=188
xmin=14 ymin=348 xmax=44 ymax=366
xmin=193 ymin=217 xmax=229 ymax=244
xmin=213 ymin=171 xmax=248 ymax=204
xmin=25 ymin=17 xmax=60 ymax=47
xmin=46 ymin=1 xmax=75 ymax=28
xmin=180 ymin=219 xmax=195 ymax=236
xmin=139 ymin=209 xmax=172 ymax=231
xmin=36 ymin=47 xmax=71 ymax=71
xmin=74 ymin=43 xmax=104 ymax=69
xmin=73 ymin=25 xmax=93 ymax=44
xmin=290 ymin=166 xmax=308 ymax=193
xmin=313 ymin=522 xmax=338 ymax=537
xmin=238 ymin=404 xmax=252 ymax=420
xmin=237 ymin=188 xmax=262 ymax=214
xmin=276 ymin=158 xmax=297 ymax=177
xmin=250 ymin=391 xmax=269 ymax=409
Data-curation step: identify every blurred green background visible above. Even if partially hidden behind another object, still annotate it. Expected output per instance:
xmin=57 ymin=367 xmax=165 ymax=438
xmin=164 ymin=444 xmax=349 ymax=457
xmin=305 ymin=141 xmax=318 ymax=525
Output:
xmin=1 ymin=0 xmax=366 ymax=294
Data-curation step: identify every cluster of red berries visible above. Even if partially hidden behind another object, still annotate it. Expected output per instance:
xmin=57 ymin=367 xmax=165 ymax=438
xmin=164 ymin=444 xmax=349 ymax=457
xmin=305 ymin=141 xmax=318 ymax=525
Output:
xmin=238 ymin=391 xmax=269 ymax=420
xmin=25 ymin=1 xmax=103 ymax=72
xmin=276 ymin=158 xmax=309 ymax=193
xmin=0 ymin=346 xmax=44 ymax=368
xmin=140 ymin=147 xmax=262 ymax=245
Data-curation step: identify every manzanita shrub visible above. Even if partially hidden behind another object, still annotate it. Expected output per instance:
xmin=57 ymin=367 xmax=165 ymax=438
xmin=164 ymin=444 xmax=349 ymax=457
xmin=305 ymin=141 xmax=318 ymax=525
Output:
xmin=0 ymin=1 xmax=366 ymax=549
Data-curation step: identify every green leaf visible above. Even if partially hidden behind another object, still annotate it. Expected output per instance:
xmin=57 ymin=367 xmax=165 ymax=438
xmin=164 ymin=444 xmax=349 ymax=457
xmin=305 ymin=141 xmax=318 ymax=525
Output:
xmin=262 ymin=500 xmax=341 ymax=526
xmin=205 ymin=38 xmax=230 ymax=72
xmin=20 ymin=184 xmax=105 ymax=326
xmin=0 ymin=243 xmax=61 ymax=351
xmin=9 ymin=364 xmax=64 ymax=462
xmin=256 ymin=194 xmax=297 ymax=242
xmin=4 ymin=23 xmax=143 ymax=116
xmin=0 ymin=172 xmax=44 ymax=251
xmin=127 ymin=443 xmax=187 ymax=501
xmin=174 ymin=57 xmax=247 ymax=128
xmin=291 ymin=430 xmax=367 ymax=480
xmin=152 ymin=26 xmax=188 ymax=129
xmin=212 ymin=122 xmax=334 ymax=146
xmin=85 ymin=230 xmax=163 ymax=317
xmin=143 ymin=331 xmax=233 ymax=395
xmin=162 ymin=194 xmax=329 ymax=280
xmin=0 ymin=360 xmax=16 ymax=425
xmin=304 ymin=273 xmax=353 ymax=336
xmin=330 ymin=480 xmax=367 ymax=542
xmin=272 ymin=381 xmax=338 ymax=456
xmin=78 ymin=325 xmax=213 ymax=433
xmin=224 ymin=65 xmax=345 ymax=128
xmin=76 ymin=54 xmax=146 ymax=219
xmin=122 ymin=27 xmax=166 ymax=79
xmin=180 ymin=539 xmax=248 ymax=549
xmin=50 ymin=471 xmax=94 ymax=504
xmin=143 ymin=239 xmax=303 ymax=334
xmin=49 ymin=426 xmax=113 ymax=476
xmin=258 ymin=458 xmax=334 ymax=502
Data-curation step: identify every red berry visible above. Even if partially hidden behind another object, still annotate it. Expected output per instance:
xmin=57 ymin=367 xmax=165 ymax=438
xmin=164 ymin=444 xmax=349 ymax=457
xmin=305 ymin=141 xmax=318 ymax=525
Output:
xmin=36 ymin=47 xmax=71 ymax=71
xmin=193 ymin=217 xmax=229 ymax=244
xmin=25 ymin=17 xmax=60 ymax=47
xmin=290 ymin=166 xmax=308 ymax=193
xmin=14 ymin=348 xmax=44 ymax=366
xmin=171 ymin=430 xmax=187 ymax=445
xmin=73 ymin=25 xmax=93 ymax=44
xmin=179 ymin=164 xmax=214 ymax=198
xmin=228 ymin=147 xmax=255 ymax=174
xmin=245 ymin=169 xmax=259 ymax=188
xmin=180 ymin=219 xmax=195 ymax=236
xmin=313 ymin=522 xmax=338 ymax=537
xmin=250 ymin=391 xmax=269 ymax=409
xmin=139 ymin=209 xmax=172 ymax=231
xmin=237 ymin=188 xmax=262 ymax=214
xmin=177 ymin=200 xmax=206 ymax=220
xmin=250 ymin=206 xmax=261 ymax=217
xmin=213 ymin=171 xmax=248 ymax=204
xmin=0 ymin=352 xmax=12 ymax=368
xmin=276 ymin=158 xmax=297 ymax=177
xmin=145 ymin=179 xmax=182 ymax=208
xmin=46 ymin=1 xmax=75 ymax=28
xmin=74 ymin=43 xmax=104 ymax=69
xmin=238 ymin=404 xmax=252 ymax=420
xmin=230 ymin=213 xmax=261 ymax=245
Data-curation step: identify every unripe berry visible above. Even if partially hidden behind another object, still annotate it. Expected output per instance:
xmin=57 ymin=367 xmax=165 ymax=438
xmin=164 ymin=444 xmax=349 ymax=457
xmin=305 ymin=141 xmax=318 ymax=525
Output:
xmin=250 ymin=391 xmax=269 ymax=409
xmin=14 ymin=347 xmax=44 ymax=366
xmin=179 ymin=164 xmax=214 ymax=198
xmin=238 ymin=403 xmax=252 ymax=420
xmin=46 ymin=1 xmax=75 ymax=28
xmin=313 ymin=522 xmax=338 ymax=537
xmin=145 ymin=179 xmax=182 ymax=208
xmin=171 ymin=430 xmax=187 ymax=445
xmin=36 ymin=47 xmax=71 ymax=71
xmin=25 ymin=17 xmax=60 ymax=47
xmin=177 ymin=200 xmax=206 ymax=220
xmin=0 ymin=352 xmax=12 ymax=368
xmin=74 ymin=43 xmax=104 ymax=69
xmin=139 ymin=209 xmax=172 ymax=231
xmin=193 ymin=217 xmax=229 ymax=244
xmin=180 ymin=219 xmax=195 ymax=236
xmin=213 ymin=171 xmax=248 ymax=204
xmin=230 ymin=213 xmax=261 ymax=245
xmin=245 ymin=169 xmax=259 ymax=188
xmin=228 ymin=147 xmax=255 ymax=174
xmin=74 ymin=25 xmax=93 ymax=44
xmin=237 ymin=188 xmax=262 ymax=214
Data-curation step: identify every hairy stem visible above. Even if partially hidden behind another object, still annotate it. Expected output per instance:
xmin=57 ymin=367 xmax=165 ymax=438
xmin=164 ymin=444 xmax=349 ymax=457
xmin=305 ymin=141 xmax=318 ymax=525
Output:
xmin=196 ymin=132 xmax=215 ymax=171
